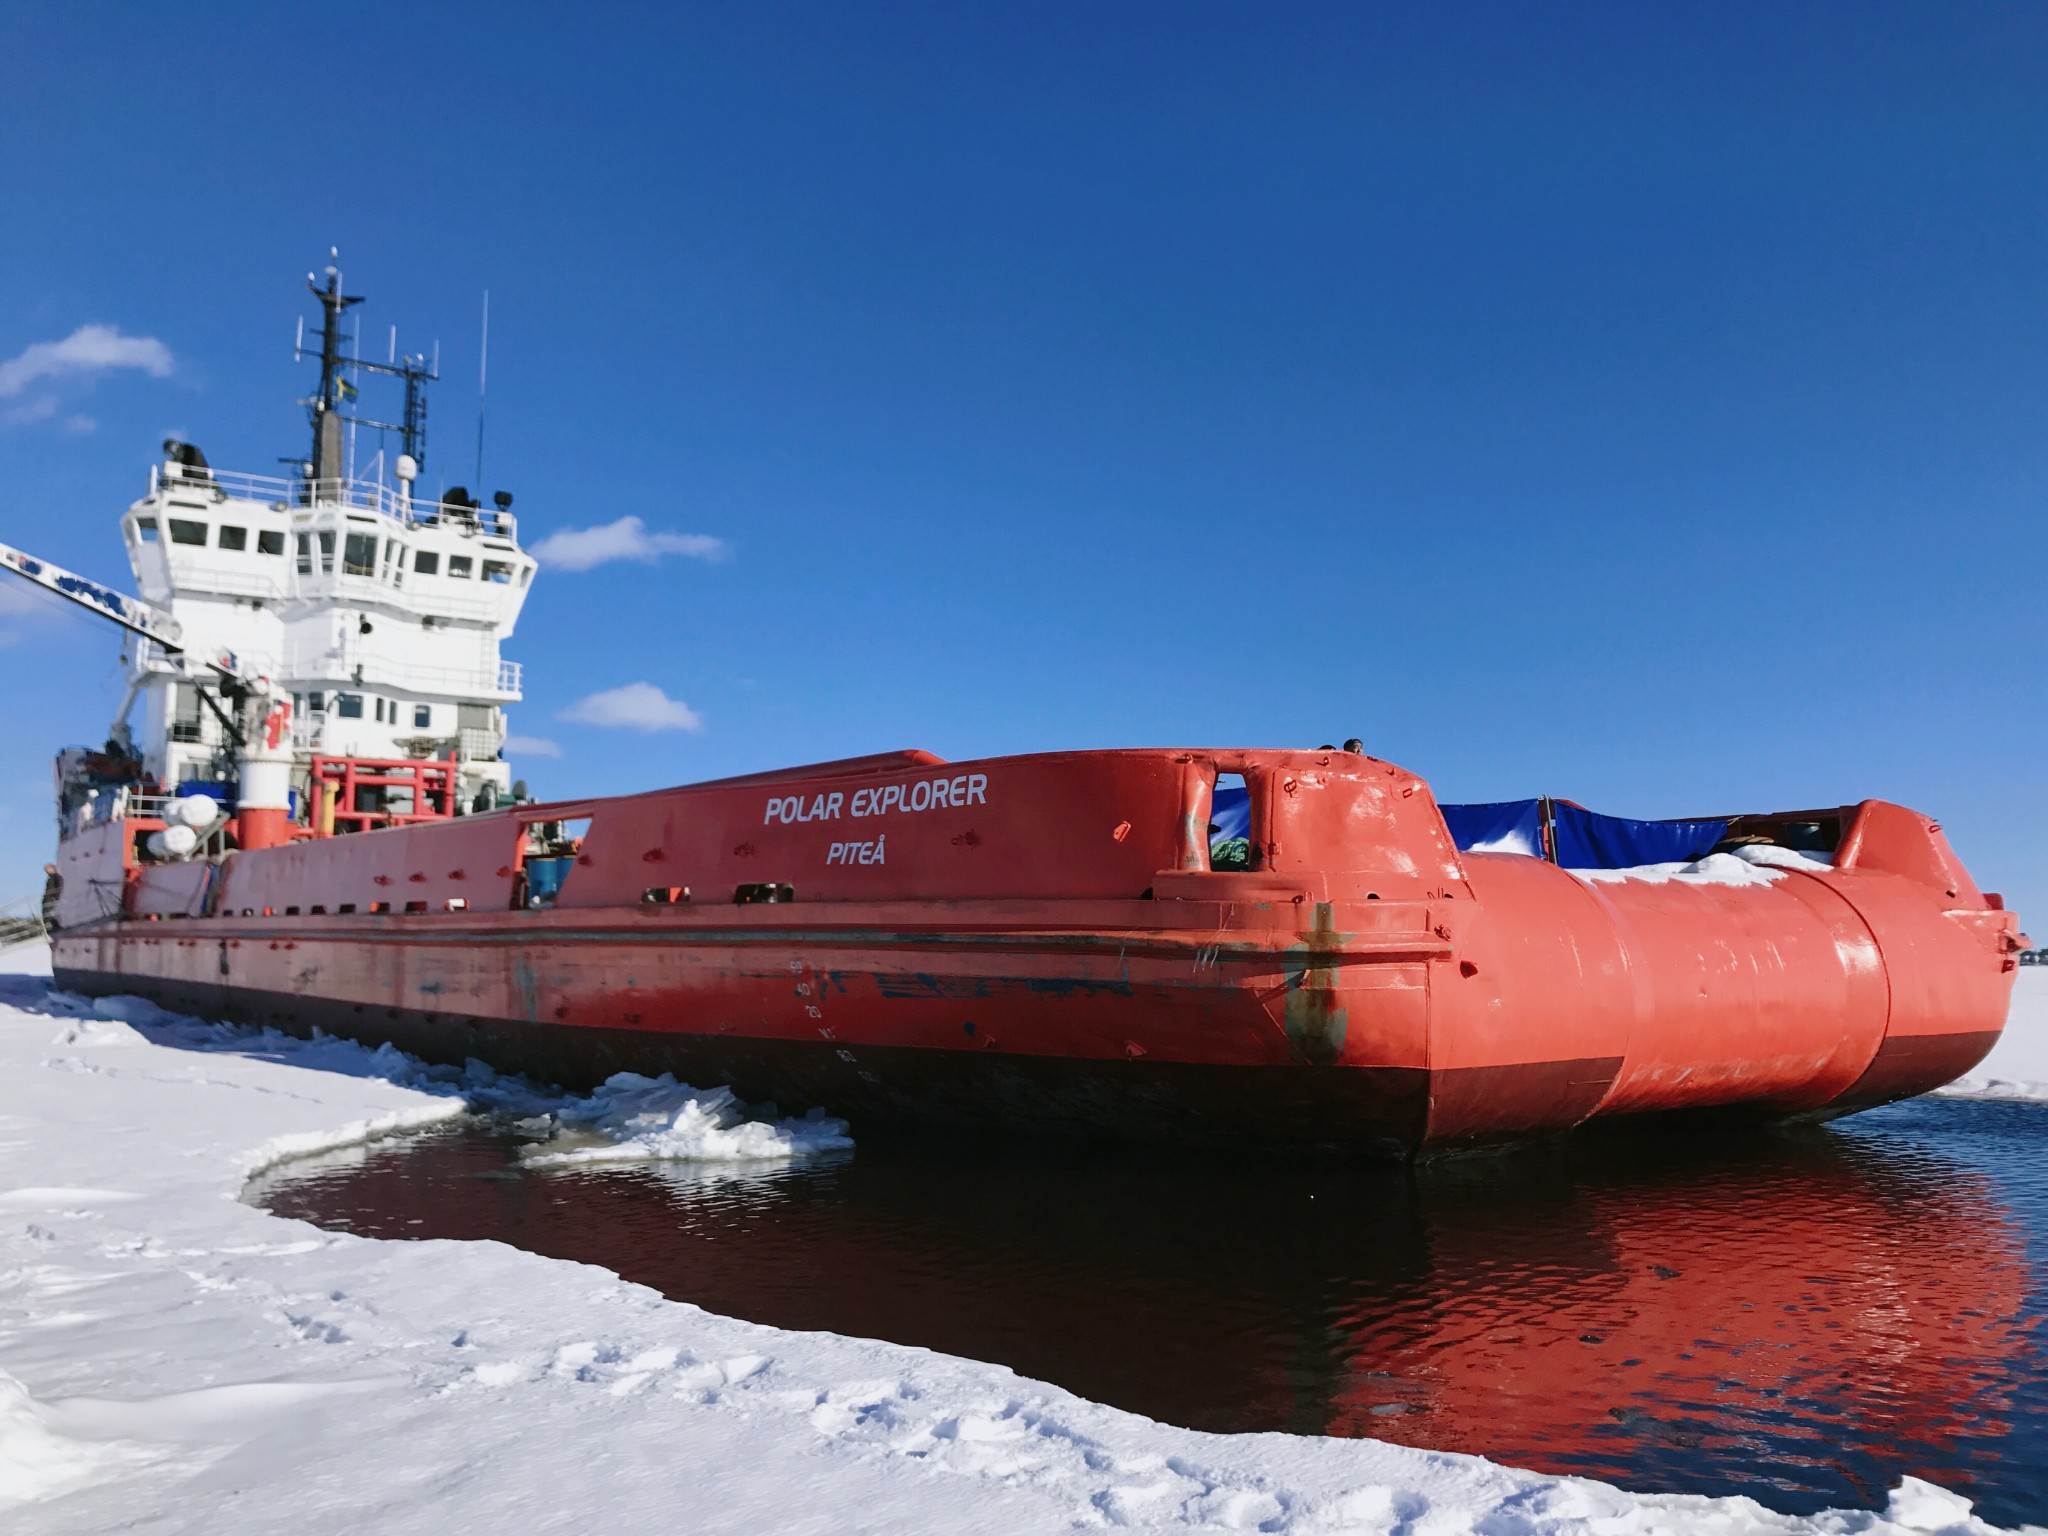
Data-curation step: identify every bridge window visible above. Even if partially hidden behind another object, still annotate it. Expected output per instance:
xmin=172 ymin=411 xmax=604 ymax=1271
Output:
xmin=413 ymin=551 xmax=440 ymax=576
xmin=447 ymin=555 xmax=473 ymax=579
xmin=217 ymin=525 xmax=247 ymax=551
xmin=170 ymin=685 xmax=205 ymax=743
xmin=335 ymin=694 xmax=364 ymax=719
xmin=413 ymin=704 xmax=432 ymax=728
xmin=257 ymin=530 xmax=285 ymax=556
xmin=343 ymin=533 xmax=378 ymax=576
xmin=318 ymin=530 xmax=335 ymax=573
xmin=306 ymin=691 xmax=325 ymax=713
xmin=168 ymin=519 xmax=207 ymax=546
xmin=482 ymin=560 xmax=512 ymax=584
xmin=134 ymin=518 xmax=159 ymax=542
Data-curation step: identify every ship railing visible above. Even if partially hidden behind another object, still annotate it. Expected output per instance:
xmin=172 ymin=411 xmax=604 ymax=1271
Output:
xmin=291 ymin=724 xmax=473 ymax=762
xmin=65 ymin=787 xmax=170 ymax=839
xmin=136 ymin=640 xmax=285 ymax=686
xmin=169 ymin=567 xmax=289 ymax=602
xmin=151 ymin=462 xmax=518 ymax=540
xmin=286 ymin=574 xmax=512 ymax=622
xmin=0 ymin=895 xmax=48 ymax=955
xmin=458 ymin=727 xmax=502 ymax=761
xmin=281 ymin=644 xmax=523 ymax=700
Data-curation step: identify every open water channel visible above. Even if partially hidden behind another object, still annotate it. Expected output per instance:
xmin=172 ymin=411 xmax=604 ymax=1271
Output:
xmin=251 ymin=1098 xmax=2048 ymax=1526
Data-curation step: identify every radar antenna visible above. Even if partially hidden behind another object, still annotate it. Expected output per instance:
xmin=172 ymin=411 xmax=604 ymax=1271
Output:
xmin=292 ymin=250 xmax=440 ymax=487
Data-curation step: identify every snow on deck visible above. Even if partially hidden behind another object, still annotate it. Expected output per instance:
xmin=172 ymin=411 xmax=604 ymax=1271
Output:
xmin=0 ymin=941 xmax=2041 ymax=1534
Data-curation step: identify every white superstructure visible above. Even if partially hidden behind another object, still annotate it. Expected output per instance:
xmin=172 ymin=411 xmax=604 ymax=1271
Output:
xmin=117 ymin=454 xmax=534 ymax=812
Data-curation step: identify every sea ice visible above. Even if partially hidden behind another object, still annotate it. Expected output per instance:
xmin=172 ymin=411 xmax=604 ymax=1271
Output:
xmin=0 ymin=942 xmax=2041 ymax=1533
xmin=518 ymin=1074 xmax=854 ymax=1167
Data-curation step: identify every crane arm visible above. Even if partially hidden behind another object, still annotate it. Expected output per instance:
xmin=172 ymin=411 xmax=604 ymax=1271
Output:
xmin=0 ymin=539 xmax=184 ymax=651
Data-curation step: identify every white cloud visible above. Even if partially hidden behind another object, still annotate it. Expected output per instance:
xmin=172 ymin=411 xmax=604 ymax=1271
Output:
xmin=0 ymin=325 xmax=173 ymax=398
xmin=63 ymin=413 xmax=95 ymax=435
xmin=2 ymin=396 xmax=57 ymax=425
xmin=529 ymin=516 xmax=728 ymax=573
xmin=503 ymin=734 xmax=563 ymax=759
xmin=560 ymin=682 xmax=703 ymax=733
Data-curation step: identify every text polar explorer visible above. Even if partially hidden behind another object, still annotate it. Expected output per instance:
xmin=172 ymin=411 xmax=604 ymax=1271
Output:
xmin=762 ymin=773 xmax=989 ymax=827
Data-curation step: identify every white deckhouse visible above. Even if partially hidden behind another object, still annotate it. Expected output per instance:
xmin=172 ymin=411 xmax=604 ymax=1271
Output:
xmin=112 ymin=259 xmax=535 ymax=816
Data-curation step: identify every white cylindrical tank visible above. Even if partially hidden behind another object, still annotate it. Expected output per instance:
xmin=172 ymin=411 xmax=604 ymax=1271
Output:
xmin=146 ymin=824 xmax=200 ymax=859
xmin=236 ymin=748 xmax=296 ymax=852
xmin=165 ymin=794 xmax=221 ymax=830
xmin=238 ymin=757 xmax=292 ymax=812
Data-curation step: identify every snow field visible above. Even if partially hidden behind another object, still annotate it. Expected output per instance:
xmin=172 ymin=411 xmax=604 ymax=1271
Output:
xmin=1939 ymin=966 xmax=2048 ymax=1102
xmin=0 ymin=942 xmax=2042 ymax=1533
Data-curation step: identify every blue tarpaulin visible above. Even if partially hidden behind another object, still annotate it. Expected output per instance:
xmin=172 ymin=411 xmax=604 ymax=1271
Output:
xmin=1439 ymin=797 xmax=1728 ymax=870
xmin=1215 ymin=783 xmax=1726 ymax=870
xmin=1439 ymin=799 xmax=1545 ymax=859
xmin=1210 ymin=783 xmax=1251 ymax=842
xmin=1549 ymin=802 xmax=1727 ymax=869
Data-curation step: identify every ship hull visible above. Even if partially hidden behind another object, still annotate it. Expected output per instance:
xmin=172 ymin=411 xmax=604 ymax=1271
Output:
xmin=48 ymin=897 xmax=2007 ymax=1156
xmin=47 ymin=749 xmax=2026 ymax=1156
xmin=54 ymin=911 xmax=1450 ymax=1153
xmin=58 ymin=955 xmax=1447 ymax=1152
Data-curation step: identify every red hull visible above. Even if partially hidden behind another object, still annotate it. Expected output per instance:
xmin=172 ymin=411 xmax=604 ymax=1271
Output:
xmin=50 ymin=748 xmax=2026 ymax=1153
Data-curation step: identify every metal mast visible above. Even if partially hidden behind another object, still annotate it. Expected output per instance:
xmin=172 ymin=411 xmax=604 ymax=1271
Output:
xmin=399 ymin=353 xmax=431 ymax=470
xmin=306 ymin=252 xmax=363 ymax=487
xmin=295 ymin=250 xmax=440 ymax=484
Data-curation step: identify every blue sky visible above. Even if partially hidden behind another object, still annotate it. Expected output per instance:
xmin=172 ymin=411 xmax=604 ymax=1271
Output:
xmin=1 ymin=2 xmax=2043 ymax=920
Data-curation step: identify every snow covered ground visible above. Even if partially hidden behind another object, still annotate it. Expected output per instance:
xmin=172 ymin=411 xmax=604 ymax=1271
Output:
xmin=1938 ymin=965 xmax=2048 ymax=1103
xmin=0 ymin=942 xmax=2042 ymax=1535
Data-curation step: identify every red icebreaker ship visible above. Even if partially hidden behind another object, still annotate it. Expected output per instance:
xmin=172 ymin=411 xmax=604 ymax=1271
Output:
xmin=48 ymin=746 xmax=2027 ymax=1154
xmin=20 ymin=261 xmax=2030 ymax=1154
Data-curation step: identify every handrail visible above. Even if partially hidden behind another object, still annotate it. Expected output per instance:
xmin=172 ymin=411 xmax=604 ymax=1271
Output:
xmin=0 ymin=893 xmax=47 ymax=953
xmin=281 ymin=641 xmax=521 ymax=698
xmin=151 ymin=462 xmax=519 ymax=540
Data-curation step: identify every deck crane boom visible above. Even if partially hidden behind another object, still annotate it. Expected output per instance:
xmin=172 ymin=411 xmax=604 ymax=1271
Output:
xmin=0 ymin=539 xmax=245 ymax=681
xmin=0 ymin=538 xmax=297 ymax=850
xmin=1 ymin=539 xmax=183 ymax=649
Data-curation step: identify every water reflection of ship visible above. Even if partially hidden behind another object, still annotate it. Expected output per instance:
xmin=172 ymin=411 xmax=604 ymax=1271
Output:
xmin=260 ymin=1111 xmax=2039 ymax=1511
xmin=1322 ymin=1127 xmax=2033 ymax=1498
